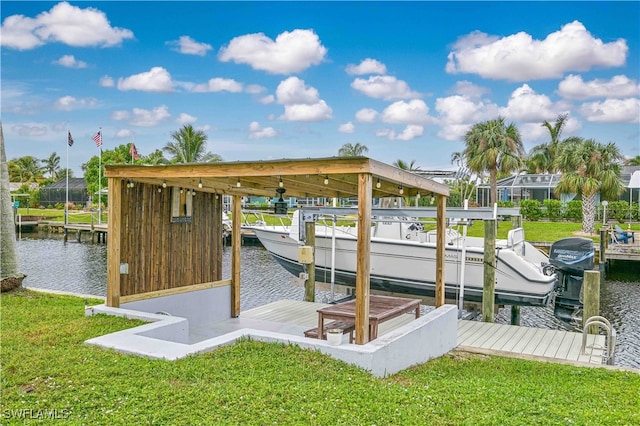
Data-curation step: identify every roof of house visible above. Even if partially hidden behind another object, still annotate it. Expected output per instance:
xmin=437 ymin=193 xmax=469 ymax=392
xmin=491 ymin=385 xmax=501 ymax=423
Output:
xmin=40 ymin=177 xmax=87 ymax=191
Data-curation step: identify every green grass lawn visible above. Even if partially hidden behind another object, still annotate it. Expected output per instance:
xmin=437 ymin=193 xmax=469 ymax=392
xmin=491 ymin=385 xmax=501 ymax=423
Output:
xmin=1 ymin=290 xmax=639 ymax=425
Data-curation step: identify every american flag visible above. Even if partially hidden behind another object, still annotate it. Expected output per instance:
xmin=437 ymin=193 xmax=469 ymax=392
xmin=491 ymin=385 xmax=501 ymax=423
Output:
xmin=67 ymin=131 xmax=74 ymax=147
xmin=93 ymin=130 xmax=102 ymax=147
xmin=129 ymin=143 xmax=139 ymax=160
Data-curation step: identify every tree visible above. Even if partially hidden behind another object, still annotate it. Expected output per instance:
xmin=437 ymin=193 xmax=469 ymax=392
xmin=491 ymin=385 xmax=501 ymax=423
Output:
xmin=338 ymin=143 xmax=368 ymax=157
xmin=463 ymin=117 xmax=525 ymax=206
xmin=555 ymin=138 xmax=625 ymax=234
xmin=42 ymin=152 xmax=61 ymax=180
xmin=0 ymin=121 xmax=25 ymax=291
xmin=626 ymin=155 xmax=640 ymax=166
xmin=527 ymin=114 xmax=568 ymax=173
xmin=8 ymin=155 xmax=43 ymax=183
xmin=82 ymin=145 xmax=133 ymax=207
xmin=392 ymin=159 xmax=419 ymax=171
xmin=163 ymin=125 xmax=222 ymax=163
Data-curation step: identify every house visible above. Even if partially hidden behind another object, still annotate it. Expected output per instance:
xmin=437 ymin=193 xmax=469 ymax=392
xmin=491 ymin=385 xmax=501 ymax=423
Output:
xmin=39 ymin=177 xmax=89 ymax=207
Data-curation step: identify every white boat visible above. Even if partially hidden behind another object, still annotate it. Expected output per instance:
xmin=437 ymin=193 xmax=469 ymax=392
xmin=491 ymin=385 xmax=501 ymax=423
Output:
xmin=249 ymin=211 xmax=557 ymax=306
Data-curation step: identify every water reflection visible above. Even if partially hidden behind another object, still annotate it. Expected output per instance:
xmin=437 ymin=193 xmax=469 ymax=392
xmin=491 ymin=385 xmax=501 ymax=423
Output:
xmin=16 ymin=235 xmax=639 ymax=369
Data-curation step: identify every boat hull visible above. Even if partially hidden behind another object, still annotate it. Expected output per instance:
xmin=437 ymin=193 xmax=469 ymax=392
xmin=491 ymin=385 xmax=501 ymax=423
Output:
xmin=252 ymin=226 xmax=556 ymax=307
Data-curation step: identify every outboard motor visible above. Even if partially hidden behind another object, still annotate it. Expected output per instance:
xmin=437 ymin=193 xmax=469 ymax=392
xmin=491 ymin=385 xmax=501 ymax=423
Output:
xmin=548 ymin=237 xmax=595 ymax=322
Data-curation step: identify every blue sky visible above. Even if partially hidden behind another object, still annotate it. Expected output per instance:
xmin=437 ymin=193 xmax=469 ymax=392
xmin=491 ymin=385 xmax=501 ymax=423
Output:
xmin=2 ymin=1 xmax=639 ymax=176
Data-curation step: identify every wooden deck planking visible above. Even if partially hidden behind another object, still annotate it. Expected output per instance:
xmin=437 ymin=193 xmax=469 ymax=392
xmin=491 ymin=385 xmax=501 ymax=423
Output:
xmin=458 ymin=320 xmax=607 ymax=365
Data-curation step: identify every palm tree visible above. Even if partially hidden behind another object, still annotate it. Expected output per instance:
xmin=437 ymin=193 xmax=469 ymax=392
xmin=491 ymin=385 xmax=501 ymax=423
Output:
xmin=527 ymin=114 xmax=568 ymax=173
xmin=463 ymin=117 xmax=525 ymax=205
xmin=11 ymin=156 xmax=43 ymax=183
xmin=626 ymin=155 xmax=640 ymax=166
xmin=555 ymin=138 xmax=625 ymax=234
xmin=0 ymin=121 xmax=25 ymax=291
xmin=338 ymin=143 xmax=368 ymax=157
xmin=163 ymin=125 xmax=222 ymax=163
xmin=392 ymin=159 xmax=419 ymax=171
xmin=42 ymin=152 xmax=61 ymax=180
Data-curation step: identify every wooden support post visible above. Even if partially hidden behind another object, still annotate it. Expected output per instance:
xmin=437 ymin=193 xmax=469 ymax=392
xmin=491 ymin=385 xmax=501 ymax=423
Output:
xmin=482 ymin=219 xmax=496 ymax=323
xmin=304 ymin=219 xmax=316 ymax=302
xmin=106 ymin=177 xmax=122 ymax=307
xmin=599 ymin=228 xmax=607 ymax=284
xmin=355 ymin=173 xmax=372 ymax=344
xmin=510 ymin=305 xmax=520 ymax=325
xmin=231 ymin=194 xmax=242 ymax=317
xmin=435 ymin=194 xmax=446 ymax=307
xmin=583 ymin=270 xmax=600 ymax=334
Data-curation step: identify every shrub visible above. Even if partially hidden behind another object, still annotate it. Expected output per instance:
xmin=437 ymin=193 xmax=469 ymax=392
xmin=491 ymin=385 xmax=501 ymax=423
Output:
xmin=55 ymin=202 xmax=64 ymax=210
xmin=608 ymin=200 xmax=631 ymax=223
xmin=564 ymin=200 xmax=582 ymax=220
xmin=543 ymin=199 xmax=563 ymax=221
xmin=497 ymin=200 xmax=514 ymax=208
xmin=519 ymin=200 xmax=543 ymax=221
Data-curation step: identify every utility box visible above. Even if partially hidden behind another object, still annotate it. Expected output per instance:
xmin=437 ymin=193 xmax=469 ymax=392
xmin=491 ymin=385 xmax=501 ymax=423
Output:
xmin=298 ymin=246 xmax=314 ymax=264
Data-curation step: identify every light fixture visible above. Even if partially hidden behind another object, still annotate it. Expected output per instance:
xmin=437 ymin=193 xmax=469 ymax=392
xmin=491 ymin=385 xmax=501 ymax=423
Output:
xmin=236 ymin=178 xmax=241 ymax=188
xmin=279 ymin=177 xmax=284 ymax=188
xmin=416 ymin=192 xmax=421 ymax=199
xmin=158 ymin=187 xmax=162 ymax=193
xmin=162 ymin=180 xmax=167 ymax=188
xmin=399 ymin=184 xmax=404 ymax=195
xmin=180 ymin=187 xmax=184 ymax=194
xmin=191 ymin=189 xmax=196 ymax=196
xmin=324 ymin=176 xmax=329 ymax=185
xmin=376 ymin=178 xmax=381 ymax=189
xmin=198 ymin=179 xmax=203 ymax=189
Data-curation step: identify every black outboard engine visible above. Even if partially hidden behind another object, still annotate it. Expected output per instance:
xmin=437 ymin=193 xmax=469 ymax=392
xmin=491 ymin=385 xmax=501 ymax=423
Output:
xmin=548 ymin=237 xmax=595 ymax=322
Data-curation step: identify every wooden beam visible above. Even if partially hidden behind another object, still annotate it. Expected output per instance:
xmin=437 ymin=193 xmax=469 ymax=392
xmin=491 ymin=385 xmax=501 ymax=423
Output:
xmin=231 ymin=195 xmax=242 ymax=317
xmin=120 ymin=280 xmax=232 ymax=304
xmin=304 ymin=219 xmax=316 ymax=302
xmin=355 ymin=173 xmax=372 ymax=344
xmin=483 ymin=219 xmax=496 ymax=323
xmin=435 ymin=194 xmax=446 ymax=307
xmin=106 ymin=177 xmax=122 ymax=307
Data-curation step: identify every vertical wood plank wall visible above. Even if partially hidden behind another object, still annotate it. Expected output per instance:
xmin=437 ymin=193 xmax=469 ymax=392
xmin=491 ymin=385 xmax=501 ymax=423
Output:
xmin=119 ymin=184 xmax=223 ymax=297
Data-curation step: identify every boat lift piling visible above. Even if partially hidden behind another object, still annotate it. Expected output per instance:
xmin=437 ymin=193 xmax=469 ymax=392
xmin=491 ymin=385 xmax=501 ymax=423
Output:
xmin=482 ymin=218 xmax=497 ymax=323
xmin=510 ymin=215 xmax=523 ymax=325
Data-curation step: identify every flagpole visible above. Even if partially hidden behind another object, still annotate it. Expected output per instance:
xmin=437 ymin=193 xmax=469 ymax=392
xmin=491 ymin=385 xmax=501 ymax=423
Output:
xmin=98 ymin=127 xmax=102 ymax=225
xmin=65 ymin=123 xmax=69 ymax=225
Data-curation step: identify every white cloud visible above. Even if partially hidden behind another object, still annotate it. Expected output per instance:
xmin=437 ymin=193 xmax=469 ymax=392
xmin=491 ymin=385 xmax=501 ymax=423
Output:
xmin=579 ymin=98 xmax=640 ymax=123
xmin=218 ymin=29 xmax=326 ymax=74
xmin=434 ymin=95 xmax=500 ymax=141
xmin=100 ymin=75 xmax=114 ymax=87
xmin=53 ymin=95 xmax=98 ymax=111
xmin=351 ymin=75 xmax=420 ymax=100
xmin=0 ymin=2 xmax=134 ymax=50
xmin=245 ymin=84 xmax=266 ymax=95
xmin=168 ymin=35 xmax=212 ymax=56
xmin=52 ymin=54 xmax=87 ymax=68
xmin=11 ymin=123 xmax=48 ymax=137
xmin=196 ymin=124 xmax=212 ymax=132
xmin=275 ymin=77 xmax=332 ymax=122
xmin=558 ymin=74 xmax=640 ymax=100
xmin=281 ymin=102 xmax=332 ymax=122
xmin=381 ymin=99 xmax=435 ymax=124
xmin=192 ymin=77 xmax=243 ymax=93
xmin=117 ymin=67 xmax=174 ymax=92
xmin=376 ymin=124 xmax=424 ymax=141
xmin=338 ymin=121 xmax=355 ymax=133
xmin=355 ymin=108 xmax=378 ymax=123
xmin=259 ymin=95 xmax=275 ymax=104
xmin=446 ymin=21 xmax=628 ymax=81
xmin=500 ymin=84 xmax=557 ymax=122
xmin=111 ymin=105 xmax=171 ymax=126
xmin=346 ymin=58 xmax=387 ymax=75
xmin=248 ymin=121 xmax=277 ymax=139
xmin=115 ymin=128 xmax=134 ymax=138
xmin=176 ymin=113 xmax=197 ymax=124
xmin=452 ymin=81 xmax=490 ymax=99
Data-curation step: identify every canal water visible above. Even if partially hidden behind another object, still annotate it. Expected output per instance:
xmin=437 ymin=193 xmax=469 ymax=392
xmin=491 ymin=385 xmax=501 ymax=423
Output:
xmin=15 ymin=235 xmax=640 ymax=369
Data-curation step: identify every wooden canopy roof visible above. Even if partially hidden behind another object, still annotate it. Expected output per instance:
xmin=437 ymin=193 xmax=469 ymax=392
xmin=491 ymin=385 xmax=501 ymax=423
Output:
xmin=104 ymin=156 xmax=449 ymax=198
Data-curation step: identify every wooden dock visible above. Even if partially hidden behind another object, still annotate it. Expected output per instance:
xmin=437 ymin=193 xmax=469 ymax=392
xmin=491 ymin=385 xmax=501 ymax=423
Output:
xmin=237 ymin=300 xmax=612 ymax=367
xmin=457 ymin=320 xmax=609 ymax=365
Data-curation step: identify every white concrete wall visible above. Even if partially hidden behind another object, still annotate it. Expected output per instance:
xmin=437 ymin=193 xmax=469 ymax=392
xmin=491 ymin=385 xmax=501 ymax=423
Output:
xmin=121 ymin=285 xmax=232 ymax=327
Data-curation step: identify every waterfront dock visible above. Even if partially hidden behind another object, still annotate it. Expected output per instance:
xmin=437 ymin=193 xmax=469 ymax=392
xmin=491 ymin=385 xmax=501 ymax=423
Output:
xmin=239 ymin=300 xmax=613 ymax=367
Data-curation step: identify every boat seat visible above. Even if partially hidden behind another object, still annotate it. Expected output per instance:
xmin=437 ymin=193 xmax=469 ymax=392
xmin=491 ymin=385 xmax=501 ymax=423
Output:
xmin=304 ymin=320 xmax=355 ymax=343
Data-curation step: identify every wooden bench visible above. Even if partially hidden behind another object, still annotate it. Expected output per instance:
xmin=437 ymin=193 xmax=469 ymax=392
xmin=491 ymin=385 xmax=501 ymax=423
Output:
xmin=304 ymin=320 xmax=355 ymax=343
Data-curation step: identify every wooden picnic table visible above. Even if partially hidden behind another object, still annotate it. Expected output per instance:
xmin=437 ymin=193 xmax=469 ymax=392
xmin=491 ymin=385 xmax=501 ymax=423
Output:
xmin=316 ymin=294 xmax=421 ymax=342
